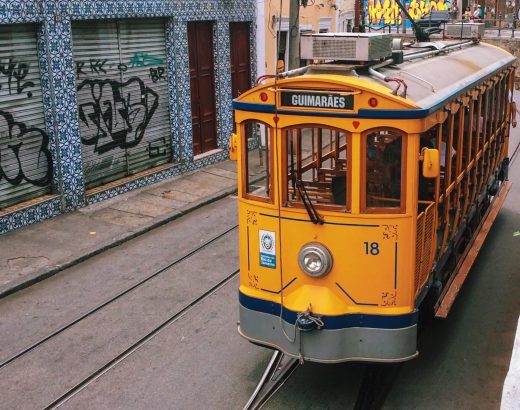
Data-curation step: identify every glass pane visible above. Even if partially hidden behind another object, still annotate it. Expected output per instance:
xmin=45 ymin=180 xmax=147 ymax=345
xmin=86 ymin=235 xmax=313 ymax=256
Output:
xmin=365 ymin=130 xmax=402 ymax=209
xmin=244 ymin=121 xmax=270 ymax=198
xmin=285 ymin=127 xmax=349 ymax=208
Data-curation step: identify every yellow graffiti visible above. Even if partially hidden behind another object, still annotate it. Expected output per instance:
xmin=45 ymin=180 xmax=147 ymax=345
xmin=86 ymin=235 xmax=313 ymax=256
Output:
xmin=367 ymin=0 xmax=450 ymax=25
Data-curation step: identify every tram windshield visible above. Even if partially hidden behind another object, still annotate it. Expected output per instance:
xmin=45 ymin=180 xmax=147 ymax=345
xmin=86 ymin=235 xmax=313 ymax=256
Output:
xmin=284 ymin=126 xmax=349 ymax=210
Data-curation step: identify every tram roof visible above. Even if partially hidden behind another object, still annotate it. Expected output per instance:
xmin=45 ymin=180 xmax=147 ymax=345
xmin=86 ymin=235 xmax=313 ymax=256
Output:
xmin=371 ymin=41 xmax=515 ymax=109
xmin=239 ymin=41 xmax=516 ymax=118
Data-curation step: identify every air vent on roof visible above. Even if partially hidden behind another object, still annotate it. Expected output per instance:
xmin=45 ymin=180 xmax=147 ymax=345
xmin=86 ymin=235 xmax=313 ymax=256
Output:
xmin=301 ymin=33 xmax=393 ymax=62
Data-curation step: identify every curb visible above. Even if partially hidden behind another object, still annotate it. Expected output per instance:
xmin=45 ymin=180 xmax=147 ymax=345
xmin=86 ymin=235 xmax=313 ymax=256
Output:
xmin=0 ymin=185 xmax=238 ymax=300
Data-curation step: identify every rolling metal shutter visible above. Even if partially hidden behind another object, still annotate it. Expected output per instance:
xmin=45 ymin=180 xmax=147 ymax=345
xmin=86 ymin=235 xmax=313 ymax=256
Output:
xmin=72 ymin=19 xmax=172 ymax=189
xmin=0 ymin=24 xmax=52 ymax=209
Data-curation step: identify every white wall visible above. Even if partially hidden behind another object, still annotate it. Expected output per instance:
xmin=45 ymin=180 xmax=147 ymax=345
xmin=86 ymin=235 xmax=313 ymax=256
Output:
xmin=256 ymin=0 xmax=266 ymax=79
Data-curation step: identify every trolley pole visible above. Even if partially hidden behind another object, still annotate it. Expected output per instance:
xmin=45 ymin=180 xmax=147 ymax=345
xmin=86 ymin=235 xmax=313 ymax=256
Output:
xmin=288 ymin=0 xmax=300 ymax=69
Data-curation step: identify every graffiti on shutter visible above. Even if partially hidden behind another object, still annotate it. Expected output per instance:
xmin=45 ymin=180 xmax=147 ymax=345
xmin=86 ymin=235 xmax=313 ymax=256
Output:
xmin=72 ymin=20 xmax=173 ymax=189
xmin=0 ymin=24 xmax=53 ymax=210
xmin=77 ymin=77 xmax=159 ymax=154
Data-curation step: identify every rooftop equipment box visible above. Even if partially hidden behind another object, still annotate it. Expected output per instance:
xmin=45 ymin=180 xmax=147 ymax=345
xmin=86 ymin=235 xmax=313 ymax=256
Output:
xmin=445 ymin=23 xmax=485 ymax=39
xmin=301 ymin=33 xmax=393 ymax=62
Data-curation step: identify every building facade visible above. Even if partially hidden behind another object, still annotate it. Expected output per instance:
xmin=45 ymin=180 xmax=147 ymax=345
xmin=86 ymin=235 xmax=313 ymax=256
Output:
xmin=0 ymin=0 xmax=256 ymax=234
xmin=337 ymin=0 xmax=355 ymax=32
xmin=256 ymin=0 xmax=338 ymax=78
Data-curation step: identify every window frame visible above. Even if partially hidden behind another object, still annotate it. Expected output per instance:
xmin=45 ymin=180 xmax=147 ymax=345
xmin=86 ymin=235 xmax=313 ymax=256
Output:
xmin=281 ymin=124 xmax=352 ymax=212
xmin=240 ymin=119 xmax=274 ymax=204
xmin=361 ymin=128 xmax=407 ymax=214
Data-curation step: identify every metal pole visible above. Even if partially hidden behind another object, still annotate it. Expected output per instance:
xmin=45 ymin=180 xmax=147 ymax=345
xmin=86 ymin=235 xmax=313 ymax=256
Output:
xmin=513 ymin=0 xmax=520 ymax=37
xmin=289 ymin=0 xmax=300 ymax=70
xmin=288 ymin=0 xmax=300 ymax=70
xmin=512 ymin=7 xmax=515 ymax=38
xmin=354 ymin=0 xmax=360 ymax=31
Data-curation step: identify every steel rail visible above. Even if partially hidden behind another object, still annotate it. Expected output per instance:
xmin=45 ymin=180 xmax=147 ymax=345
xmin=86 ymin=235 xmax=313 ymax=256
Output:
xmin=243 ymin=351 xmax=300 ymax=410
xmin=354 ymin=363 xmax=404 ymax=410
xmin=43 ymin=268 xmax=240 ymax=409
xmin=0 ymin=224 xmax=238 ymax=370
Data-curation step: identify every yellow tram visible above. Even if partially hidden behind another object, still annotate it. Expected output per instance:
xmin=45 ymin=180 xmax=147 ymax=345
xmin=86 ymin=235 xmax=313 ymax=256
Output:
xmin=231 ymin=33 xmax=516 ymax=362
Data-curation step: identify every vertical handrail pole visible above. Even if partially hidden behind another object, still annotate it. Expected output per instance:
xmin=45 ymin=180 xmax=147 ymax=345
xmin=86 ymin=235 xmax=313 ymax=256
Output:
xmin=512 ymin=10 xmax=516 ymax=38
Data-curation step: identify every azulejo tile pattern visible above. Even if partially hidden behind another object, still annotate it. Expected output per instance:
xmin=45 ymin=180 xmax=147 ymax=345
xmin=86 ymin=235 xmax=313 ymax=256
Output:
xmin=0 ymin=0 xmax=256 ymax=234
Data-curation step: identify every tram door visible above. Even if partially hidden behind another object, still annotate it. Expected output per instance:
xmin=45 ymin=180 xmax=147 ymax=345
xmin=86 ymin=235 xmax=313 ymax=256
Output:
xmin=188 ymin=21 xmax=217 ymax=156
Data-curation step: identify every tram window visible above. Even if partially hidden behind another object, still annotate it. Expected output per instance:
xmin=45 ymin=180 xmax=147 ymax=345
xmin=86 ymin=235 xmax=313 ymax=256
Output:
xmin=439 ymin=112 xmax=456 ymax=192
xmin=285 ymin=126 xmax=349 ymax=209
xmin=452 ymin=106 xmax=463 ymax=180
xmin=471 ymin=98 xmax=479 ymax=158
xmin=462 ymin=104 xmax=472 ymax=170
xmin=243 ymin=121 xmax=272 ymax=201
xmin=363 ymin=130 xmax=404 ymax=211
xmin=483 ymin=88 xmax=491 ymax=142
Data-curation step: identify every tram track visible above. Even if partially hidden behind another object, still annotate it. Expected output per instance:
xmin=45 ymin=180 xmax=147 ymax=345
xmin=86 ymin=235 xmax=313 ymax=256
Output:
xmin=243 ymin=351 xmax=300 ymax=410
xmin=353 ymin=363 xmax=403 ymax=410
xmin=43 ymin=268 xmax=240 ymax=410
xmin=0 ymin=224 xmax=238 ymax=370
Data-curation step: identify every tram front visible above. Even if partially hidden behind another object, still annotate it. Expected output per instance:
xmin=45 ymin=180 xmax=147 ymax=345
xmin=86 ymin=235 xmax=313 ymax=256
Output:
xmin=233 ymin=73 xmax=427 ymax=363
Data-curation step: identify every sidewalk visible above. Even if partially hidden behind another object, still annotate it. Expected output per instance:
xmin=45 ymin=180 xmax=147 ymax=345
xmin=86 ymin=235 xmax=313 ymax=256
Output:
xmin=0 ymin=160 xmax=239 ymax=299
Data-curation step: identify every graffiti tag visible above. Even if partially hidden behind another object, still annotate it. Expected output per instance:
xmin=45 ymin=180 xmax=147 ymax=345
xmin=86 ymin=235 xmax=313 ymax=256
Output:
xmin=77 ymin=77 xmax=159 ymax=154
xmin=149 ymin=67 xmax=165 ymax=83
xmin=366 ymin=0 xmax=450 ymax=26
xmin=148 ymin=137 xmax=168 ymax=158
xmin=0 ymin=110 xmax=52 ymax=187
xmin=89 ymin=59 xmax=108 ymax=75
xmin=0 ymin=58 xmax=35 ymax=98
xmin=77 ymin=60 xmax=130 ymax=77
xmin=128 ymin=52 xmax=164 ymax=68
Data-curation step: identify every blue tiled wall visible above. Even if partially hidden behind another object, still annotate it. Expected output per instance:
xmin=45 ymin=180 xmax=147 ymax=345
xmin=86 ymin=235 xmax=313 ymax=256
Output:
xmin=0 ymin=0 xmax=256 ymax=234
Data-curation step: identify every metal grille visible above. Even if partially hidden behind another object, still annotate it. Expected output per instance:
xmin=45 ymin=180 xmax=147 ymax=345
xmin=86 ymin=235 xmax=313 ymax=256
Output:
xmin=0 ymin=24 xmax=52 ymax=210
xmin=312 ymin=38 xmax=357 ymax=59
xmin=72 ymin=19 xmax=173 ymax=190
xmin=420 ymin=203 xmax=436 ymax=286
xmin=369 ymin=36 xmax=394 ymax=60
xmin=415 ymin=203 xmax=436 ymax=293
xmin=415 ymin=212 xmax=425 ymax=291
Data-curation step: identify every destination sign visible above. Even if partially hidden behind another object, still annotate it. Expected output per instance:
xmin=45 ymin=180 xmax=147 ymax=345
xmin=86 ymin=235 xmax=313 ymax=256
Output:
xmin=281 ymin=91 xmax=354 ymax=110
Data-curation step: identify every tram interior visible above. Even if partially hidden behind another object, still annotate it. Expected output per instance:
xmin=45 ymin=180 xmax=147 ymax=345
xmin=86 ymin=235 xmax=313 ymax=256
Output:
xmin=285 ymin=127 xmax=348 ymax=207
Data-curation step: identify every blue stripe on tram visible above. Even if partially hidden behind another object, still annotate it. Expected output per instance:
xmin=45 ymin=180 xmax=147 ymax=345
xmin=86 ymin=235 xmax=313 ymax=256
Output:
xmin=231 ymin=100 xmax=432 ymax=119
xmin=239 ymin=291 xmax=418 ymax=330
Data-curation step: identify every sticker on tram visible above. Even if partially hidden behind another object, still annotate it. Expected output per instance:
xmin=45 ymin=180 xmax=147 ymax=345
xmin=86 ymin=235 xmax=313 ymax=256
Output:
xmin=259 ymin=230 xmax=276 ymax=269
xmin=281 ymin=91 xmax=354 ymax=110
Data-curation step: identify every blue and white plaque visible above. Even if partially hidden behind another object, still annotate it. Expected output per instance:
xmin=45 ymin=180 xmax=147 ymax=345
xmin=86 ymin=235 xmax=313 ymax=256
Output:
xmin=259 ymin=230 xmax=276 ymax=269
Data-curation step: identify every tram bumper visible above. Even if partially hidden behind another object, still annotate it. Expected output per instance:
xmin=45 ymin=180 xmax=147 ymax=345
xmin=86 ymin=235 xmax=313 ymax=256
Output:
xmin=238 ymin=294 xmax=418 ymax=363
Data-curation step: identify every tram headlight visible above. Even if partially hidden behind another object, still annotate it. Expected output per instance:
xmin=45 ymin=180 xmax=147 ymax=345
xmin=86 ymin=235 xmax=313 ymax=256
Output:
xmin=298 ymin=243 xmax=333 ymax=278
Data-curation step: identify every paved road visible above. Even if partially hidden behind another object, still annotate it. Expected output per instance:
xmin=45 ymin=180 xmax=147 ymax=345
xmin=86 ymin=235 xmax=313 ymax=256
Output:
xmin=0 ymin=163 xmax=518 ymax=409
